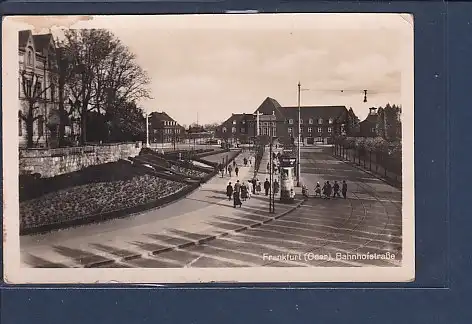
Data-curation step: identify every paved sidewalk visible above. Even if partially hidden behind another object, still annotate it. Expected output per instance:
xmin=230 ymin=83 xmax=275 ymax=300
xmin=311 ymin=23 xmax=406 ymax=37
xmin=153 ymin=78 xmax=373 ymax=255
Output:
xmin=21 ymin=150 xmax=303 ymax=268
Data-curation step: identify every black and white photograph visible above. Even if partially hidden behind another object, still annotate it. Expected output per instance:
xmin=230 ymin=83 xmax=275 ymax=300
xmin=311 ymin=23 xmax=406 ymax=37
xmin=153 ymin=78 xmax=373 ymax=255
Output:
xmin=3 ymin=14 xmax=414 ymax=283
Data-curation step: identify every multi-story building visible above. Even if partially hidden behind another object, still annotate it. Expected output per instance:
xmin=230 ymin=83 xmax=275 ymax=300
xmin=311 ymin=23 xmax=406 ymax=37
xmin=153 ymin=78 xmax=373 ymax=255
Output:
xmin=359 ymin=108 xmax=378 ymax=137
xmin=215 ymin=97 xmax=355 ymax=145
xmin=148 ymin=111 xmax=184 ymax=143
xmin=18 ymin=30 xmax=59 ymax=148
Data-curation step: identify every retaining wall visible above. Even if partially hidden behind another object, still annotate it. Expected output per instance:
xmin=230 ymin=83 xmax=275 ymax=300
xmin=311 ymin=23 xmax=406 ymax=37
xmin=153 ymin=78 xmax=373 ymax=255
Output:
xmin=19 ymin=142 xmax=143 ymax=178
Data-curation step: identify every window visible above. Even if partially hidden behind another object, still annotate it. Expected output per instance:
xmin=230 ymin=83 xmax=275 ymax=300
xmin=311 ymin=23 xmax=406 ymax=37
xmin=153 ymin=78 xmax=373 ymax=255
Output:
xmin=300 ymin=119 xmax=303 ymax=124
xmin=37 ymin=116 xmax=44 ymax=137
xmin=289 ymin=119 xmax=294 ymax=124
xmin=233 ymin=120 xmax=236 ymax=125
xmin=318 ymin=118 xmax=323 ymax=125
xmin=232 ymin=127 xmax=236 ymax=133
xmin=18 ymin=116 xmax=22 ymax=136
xmin=371 ymin=127 xmax=376 ymax=133
xmin=242 ymin=120 xmax=246 ymax=125
xmin=288 ymin=127 xmax=293 ymax=134
xmin=27 ymin=50 xmax=33 ymax=66
xmin=318 ymin=127 xmax=322 ymax=133
xmin=308 ymin=127 xmax=312 ymax=133
xmin=50 ymin=83 xmax=55 ymax=102
xmin=329 ymin=118 xmax=333 ymax=124
xmin=25 ymin=79 xmax=32 ymax=97
xmin=328 ymin=127 xmax=332 ymax=133
xmin=223 ymin=127 xmax=227 ymax=133
xmin=240 ymin=128 xmax=245 ymax=133
xmin=309 ymin=118 xmax=314 ymax=124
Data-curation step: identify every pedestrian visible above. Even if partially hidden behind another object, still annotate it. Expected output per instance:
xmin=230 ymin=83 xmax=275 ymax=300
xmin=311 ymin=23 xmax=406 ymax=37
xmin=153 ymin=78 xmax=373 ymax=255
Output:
xmin=333 ymin=181 xmax=340 ymax=198
xmin=251 ymin=178 xmax=257 ymax=194
xmin=234 ymin=180 xmax=241 ymax=193
xmin=314 ymin=182 xmax=321 ymax=198
xmin=228 ymin=165 xmax=232 ymax=177
xmin=233 ymin=160 xmax=236 ymax=168
xmin=233 ymin=190 xmax=242 ymax=208
xmin=302 ymin=184 xmax=309 ymax=198
xmin=326 ymin=181 xmax=332 ymax=199
xmin=235 ymin=166 xmax=239 ymax=177
xmin=267 ymin=162 xmax=270 ymax=172
xmin=273 ymin=179 xmax=280 ymax=195
xmin=226 ymin=182 xmax=233 ymax=200
xmin=256 ymin=180 xmax=262 ymax=194
xmin=264 ymin=179 xmax=271 ymax=196
xmin=241 ymin=183 xmax=248 ymax=201
xmin=322 ymin=181 xmax=328 ymax=198
xmin=249 ymin=158 xmax=252 ymax=166
xmin=342 ymin=180 xmax=348 ymax=199
xmin=244 ymin=157 xmax=248 ymax=166
xmin=220 ymin=164 xmax=225 ymax=178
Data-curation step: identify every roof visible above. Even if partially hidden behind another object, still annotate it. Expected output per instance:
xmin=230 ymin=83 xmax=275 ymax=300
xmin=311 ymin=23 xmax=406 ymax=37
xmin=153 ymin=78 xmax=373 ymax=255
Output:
xmin=361 ymin=113 xmax=378 ymax=124
xmin=281 ymin=105 xmax=347 ymax=121
xmin=150 ymin=111 xmax=176 ymax=122
xmin=254 ymin=97 xmax=285 ymax=119
xmin=33 ymin=34 xmax=53 ymax=53
xmin=19 ymin=30 xmax=31 ymax=48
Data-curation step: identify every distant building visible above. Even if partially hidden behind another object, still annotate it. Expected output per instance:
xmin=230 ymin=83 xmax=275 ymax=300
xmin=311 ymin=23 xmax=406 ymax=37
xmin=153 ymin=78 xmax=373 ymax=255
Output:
xmin=215 ymin=97 xmax=354 ymax=145
xmin=148 ymin=112 xmax=184 ymax=143
xmin=359 ymin=108 xmax=379 ymax=137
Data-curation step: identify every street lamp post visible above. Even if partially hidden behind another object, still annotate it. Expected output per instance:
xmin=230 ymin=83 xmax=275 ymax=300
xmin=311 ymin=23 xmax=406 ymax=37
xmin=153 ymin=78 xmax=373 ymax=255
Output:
xmin=297 ymin=82 xmax=301 ymax=187
xmin=145 ymin=113 xmax=150 ymax=148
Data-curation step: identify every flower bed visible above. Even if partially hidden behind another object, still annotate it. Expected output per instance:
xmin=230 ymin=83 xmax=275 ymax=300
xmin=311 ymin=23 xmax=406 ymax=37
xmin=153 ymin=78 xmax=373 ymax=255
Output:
xmin=170 ymin=165 xmax=207 ymax=178
xmin=20 ymin=174 xmax=186 ymax=232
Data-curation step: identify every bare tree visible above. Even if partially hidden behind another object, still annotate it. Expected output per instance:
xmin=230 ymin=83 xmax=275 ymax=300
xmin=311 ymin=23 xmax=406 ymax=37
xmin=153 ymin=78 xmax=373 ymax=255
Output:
xmin=59 ymin=29 xmax=151 ymax=145
xmin=19 ymin=69 xmax=56 ymax=148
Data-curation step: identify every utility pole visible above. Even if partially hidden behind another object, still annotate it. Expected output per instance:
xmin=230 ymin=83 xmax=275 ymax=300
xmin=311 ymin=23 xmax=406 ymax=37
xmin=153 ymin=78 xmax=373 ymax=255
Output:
xmin=146 ymin=113 xmax=150 ymax=148
xmin=297 ymin=81 xmax=301 ymax=187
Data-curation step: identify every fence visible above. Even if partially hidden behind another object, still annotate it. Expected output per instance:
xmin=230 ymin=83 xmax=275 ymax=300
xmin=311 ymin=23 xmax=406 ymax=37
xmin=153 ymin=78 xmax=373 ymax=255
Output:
xmin=332 ymin=143 xmax=402 ymax=188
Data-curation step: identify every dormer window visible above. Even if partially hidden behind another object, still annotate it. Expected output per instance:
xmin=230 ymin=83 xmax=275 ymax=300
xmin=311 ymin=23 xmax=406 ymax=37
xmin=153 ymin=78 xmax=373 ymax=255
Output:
xmin=233 ymin=120 xmax=236 ymax=125
xmin=222 ymin=127 xmax=227 ymax=133
xmin=309 ymin=118 xmax=314 ymax=124
xmin=329 ymin=118 xmax=333 ymax=124
xmin=289 ymin=119 xmax=294 ymax=124
xmin=318 ymin=118 xmax=323 ymax=125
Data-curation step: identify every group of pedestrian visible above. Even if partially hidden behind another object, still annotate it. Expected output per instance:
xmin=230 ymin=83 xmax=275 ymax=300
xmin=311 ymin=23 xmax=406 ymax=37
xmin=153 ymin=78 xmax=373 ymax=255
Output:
xmin=312 ymin=180 xmax=348 ymax=199
xmin=226 ymin=180 xmax=252 ymax=208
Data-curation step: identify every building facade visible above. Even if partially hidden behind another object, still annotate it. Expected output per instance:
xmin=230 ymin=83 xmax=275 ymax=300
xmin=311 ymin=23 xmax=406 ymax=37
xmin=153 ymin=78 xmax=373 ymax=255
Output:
xmin=359 ymin=108 xmax=379 ymax=137
xmin=215 ymin=97 xmax=354 ymax=145
xmin=148 ymin=112 xmax=184 ymax=143
xmin=18 ymin=30 xmax=78 ymax=148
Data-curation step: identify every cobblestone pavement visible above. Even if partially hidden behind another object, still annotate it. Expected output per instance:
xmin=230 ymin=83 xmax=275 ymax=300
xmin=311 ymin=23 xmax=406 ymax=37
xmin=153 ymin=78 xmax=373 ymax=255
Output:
xmin=21 ymin=146 xmax=402 ymax=268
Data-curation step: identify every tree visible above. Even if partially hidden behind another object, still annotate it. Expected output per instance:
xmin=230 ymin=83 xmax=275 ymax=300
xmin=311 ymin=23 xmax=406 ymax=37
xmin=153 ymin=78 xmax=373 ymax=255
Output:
xmin=346 ymin=107 xmax=360 ymax=136
xmin=19 ymin=69 xmax=57 ymax=148
xmin=376 ymin=107 xmax=386 ymax=138
xmin=59 ymin=29 xmax=151 ymax=144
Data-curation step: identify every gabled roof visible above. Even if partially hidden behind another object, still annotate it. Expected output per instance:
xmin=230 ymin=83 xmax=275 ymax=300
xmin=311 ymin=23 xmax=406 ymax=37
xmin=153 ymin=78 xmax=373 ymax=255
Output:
xmin=33 ymin=33 xmax=54 ymax=53
xmin=150 ymin=111 xmax=175 ymax=122
xmin=19 ymin=30 xmax=32 ymax=48
xmin=254 ymin=97 xmax=285 ymax=118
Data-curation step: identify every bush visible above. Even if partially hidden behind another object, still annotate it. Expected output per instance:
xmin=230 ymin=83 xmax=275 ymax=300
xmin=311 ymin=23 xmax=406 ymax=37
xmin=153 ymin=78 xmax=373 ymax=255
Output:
xmin=20 ymin=174 xmax=186 ymax=231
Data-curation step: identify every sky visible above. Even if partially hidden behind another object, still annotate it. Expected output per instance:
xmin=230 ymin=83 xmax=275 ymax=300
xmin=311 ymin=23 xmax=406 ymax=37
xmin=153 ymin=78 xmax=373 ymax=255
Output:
xmin=16 ymin=14 xmax=413 ymax=125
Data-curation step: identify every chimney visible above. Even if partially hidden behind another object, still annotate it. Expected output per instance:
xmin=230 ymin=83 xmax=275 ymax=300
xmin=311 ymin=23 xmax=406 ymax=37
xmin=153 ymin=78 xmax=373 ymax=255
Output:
xmin=369 ymin=107 xmax=377 ymax=115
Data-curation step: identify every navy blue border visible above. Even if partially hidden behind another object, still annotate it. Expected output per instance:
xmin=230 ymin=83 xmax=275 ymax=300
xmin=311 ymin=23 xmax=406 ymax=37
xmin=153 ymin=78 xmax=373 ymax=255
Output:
xmin=1 ymin=0 xmax=469 ymax=322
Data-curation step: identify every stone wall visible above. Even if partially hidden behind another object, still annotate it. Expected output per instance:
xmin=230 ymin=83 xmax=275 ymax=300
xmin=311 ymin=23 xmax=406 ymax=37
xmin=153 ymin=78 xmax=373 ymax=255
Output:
xmin=19 ymin=142 xmax=143 ymax=178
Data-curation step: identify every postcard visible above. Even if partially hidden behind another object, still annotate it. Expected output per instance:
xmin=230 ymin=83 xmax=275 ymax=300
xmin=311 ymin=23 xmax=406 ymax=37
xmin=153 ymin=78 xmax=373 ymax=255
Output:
xmin=3 ymin=13 xmax=414 ymax=283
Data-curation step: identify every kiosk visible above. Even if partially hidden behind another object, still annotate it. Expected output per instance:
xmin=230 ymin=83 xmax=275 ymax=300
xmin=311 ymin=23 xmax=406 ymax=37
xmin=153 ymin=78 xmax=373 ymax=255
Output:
xmin=279 ymin=154 xmax=296 ymax=203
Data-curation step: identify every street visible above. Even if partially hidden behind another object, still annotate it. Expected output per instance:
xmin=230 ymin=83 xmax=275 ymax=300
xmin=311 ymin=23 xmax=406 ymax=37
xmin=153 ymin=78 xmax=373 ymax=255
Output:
xmin=21 ymin=146 xmax=402 ymax=268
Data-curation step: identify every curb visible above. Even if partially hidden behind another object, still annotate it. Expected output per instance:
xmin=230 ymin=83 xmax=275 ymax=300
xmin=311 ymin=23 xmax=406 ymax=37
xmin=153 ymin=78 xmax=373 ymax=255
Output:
xmin=85 ymin=196 xmax=307 ymax=268
xmin=332 ymin=154 xmax=402 ymax=190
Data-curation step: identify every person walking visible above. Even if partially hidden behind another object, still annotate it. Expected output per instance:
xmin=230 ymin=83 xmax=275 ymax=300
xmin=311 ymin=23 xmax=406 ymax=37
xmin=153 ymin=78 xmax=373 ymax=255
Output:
xmin=227 ymin=165 xmax=233 ymax=177
xmin=273 ymin=179 xmax=280 ymax=195
xmin=302 ymin=184 xmax=309 ymax=198
xmin=233 ymin=160 xmax=236 ymax=168
xmin=326 ymin=181 xmax=332 ymax=199
xmin=243 ymin=157 xmax=248 ymax=166
xmin=333 ymin=181 xmax=341 ymax=198
xmin=314 ymin=182 xmax=322 ymax=198
xmin=235 ymin=166 xmax=239 ymax=177
xmin=234 ymin=180 xmax=241 ymax=194
xmin=226 ymin=182 xmax=233 ymax=201
xmin=233 ymin=190 xmax=242 ymax=208
xmin=264 ymin=179 xmax=271 ymax=196
xmin=220 ymin=164 xmax=225 ymax=178
xmin=256 ymin=180 xmax=262 ymax=194
xmin=241 ymin=183 xmax=248 ymax=201
xmin=322 ymin=181 xmax=328 ymax=199
xmin=342 ymin=180 xmax=348 ymax=199
xmin=251 ymin=178 xmax=257 ymax=194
